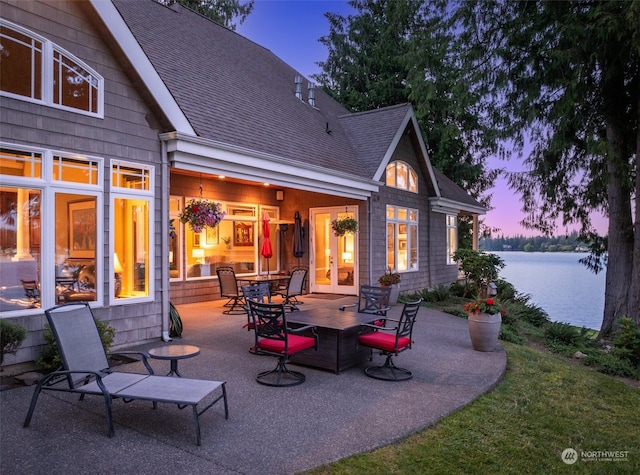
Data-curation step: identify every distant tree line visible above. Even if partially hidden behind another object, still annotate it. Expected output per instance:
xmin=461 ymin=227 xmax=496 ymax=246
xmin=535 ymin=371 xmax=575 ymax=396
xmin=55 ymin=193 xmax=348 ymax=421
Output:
xmin=479 ymin=231 xmax=590 ymax=253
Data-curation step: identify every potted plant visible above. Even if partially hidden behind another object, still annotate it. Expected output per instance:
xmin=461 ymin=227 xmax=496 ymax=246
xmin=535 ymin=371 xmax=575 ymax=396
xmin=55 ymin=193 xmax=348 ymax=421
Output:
xmin=331 ymin=217 xmax=358 ymax=236
xmin=378 ymin=270 xmax=401 ymax=304
xmin=464 ymin=297 xmax=504 ymax=352
xmin=179 ymin=198 xmax=226 ymax=233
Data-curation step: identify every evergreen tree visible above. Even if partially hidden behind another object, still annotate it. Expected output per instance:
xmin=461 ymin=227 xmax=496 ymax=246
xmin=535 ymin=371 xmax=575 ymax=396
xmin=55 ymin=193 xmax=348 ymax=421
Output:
xmin=315 ymin=0 xmax=501 ymax=211
xmin=457 ymin=0 xmax=640 ymax=334
xmin=159 ymin=0 xmax=254 ymax=30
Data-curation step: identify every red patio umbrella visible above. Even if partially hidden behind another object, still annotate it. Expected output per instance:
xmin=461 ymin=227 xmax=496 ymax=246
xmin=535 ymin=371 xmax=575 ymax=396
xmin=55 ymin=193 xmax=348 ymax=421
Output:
xmin=260 ymin=211 xmax=273 ymax=274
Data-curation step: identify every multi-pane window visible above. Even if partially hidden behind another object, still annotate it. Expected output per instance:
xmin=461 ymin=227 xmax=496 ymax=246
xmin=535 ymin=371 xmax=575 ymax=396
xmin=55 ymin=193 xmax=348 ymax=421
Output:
xmin=0 ymin=20 xmax=103 ymax=117
xmin=386 ymin=205 xmax=418 ymax=272
xmin=0 ymin=145 xmax=102 ymax=315
xmin=111 ymin=161 xmax=154 ymax=302
xmin=446 ymin=215 xmax=458 ymax=265
xmin=385 ymin=161 xmax=417 ymax=193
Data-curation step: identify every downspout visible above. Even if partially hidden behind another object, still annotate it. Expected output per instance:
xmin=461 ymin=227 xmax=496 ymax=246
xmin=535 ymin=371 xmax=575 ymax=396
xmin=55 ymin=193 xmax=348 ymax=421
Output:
xmin=368 ymin=198 xmax=373 ymax=285
xmin=161 ymin=139 xmax=171 ymax=342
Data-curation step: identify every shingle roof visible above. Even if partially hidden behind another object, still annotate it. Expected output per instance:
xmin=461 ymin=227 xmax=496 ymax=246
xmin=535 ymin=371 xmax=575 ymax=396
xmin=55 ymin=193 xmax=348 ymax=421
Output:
xmin=112 ymin=0 xmax=364 ymax=177
xmin=338 ymin=103 xmax=413 ymax=178
xmin=432 ymin=168 xmax=484 ymax=209
xmin=108 ymin=0 xmax=483 ymax=212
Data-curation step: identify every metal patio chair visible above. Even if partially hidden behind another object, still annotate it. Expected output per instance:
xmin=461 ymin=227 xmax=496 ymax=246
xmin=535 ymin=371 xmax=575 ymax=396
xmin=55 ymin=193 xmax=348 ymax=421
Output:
xmin=241 ymin=283 xmax=271 ymax=331
xmin=23 ymin=302 xmax=229 ymax=445
xmin=357 ymin=299 xmax=422 ymax=381
xmin=248 ymin=300 xmax=317 ymax=387
xmin=216 ymin=266 xmax=245 ymax=314
xmin=273 ymin=267 xmax=307 ymax=311
xmin=340 ymin=284 xmax=392 ymax=322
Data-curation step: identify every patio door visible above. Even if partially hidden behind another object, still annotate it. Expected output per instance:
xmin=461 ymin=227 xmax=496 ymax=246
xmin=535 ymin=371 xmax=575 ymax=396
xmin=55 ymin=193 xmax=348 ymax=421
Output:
xmin=310 ymin=206 xmax=358 ymax=295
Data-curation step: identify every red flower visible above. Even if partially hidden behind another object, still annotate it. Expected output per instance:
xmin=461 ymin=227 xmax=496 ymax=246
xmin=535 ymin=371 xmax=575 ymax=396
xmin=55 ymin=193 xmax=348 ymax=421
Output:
xmin=486 ymin=298 xmax=494 ymax=305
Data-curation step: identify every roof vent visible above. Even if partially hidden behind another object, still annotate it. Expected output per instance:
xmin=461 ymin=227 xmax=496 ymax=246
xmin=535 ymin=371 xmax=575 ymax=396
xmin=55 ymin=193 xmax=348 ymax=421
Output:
xmin=308 ymin=82 xmax=316 ymax=107
xmin=295 ymin=76 xmax=303 ymax=101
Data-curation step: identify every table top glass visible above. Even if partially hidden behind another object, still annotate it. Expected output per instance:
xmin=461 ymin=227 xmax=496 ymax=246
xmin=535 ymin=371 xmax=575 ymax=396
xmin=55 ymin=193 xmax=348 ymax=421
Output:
xmin=148 ymin=344 xmax=200 ymax=360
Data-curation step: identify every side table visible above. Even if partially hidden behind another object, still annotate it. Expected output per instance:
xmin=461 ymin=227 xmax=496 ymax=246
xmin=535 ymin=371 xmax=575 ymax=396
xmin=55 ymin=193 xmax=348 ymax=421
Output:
xmin=148 ymin=344 xmax=200 ymax=377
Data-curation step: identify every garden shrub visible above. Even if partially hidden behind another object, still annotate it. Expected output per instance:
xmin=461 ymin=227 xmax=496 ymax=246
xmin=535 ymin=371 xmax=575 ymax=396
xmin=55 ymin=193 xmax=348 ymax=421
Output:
xmin=495 ymin=279 xmax=516 ymax=300
xmin=36 ymin=318 xmax=115 ymax=370
xmin=544 ymin=322 xmax=591 ymax=347
xmin=0 ymin=319 xmax=26 ymax=365
xmin=583 ymin=351 xmax=639 ymax=378
xmin=430 ymin=284 xmax=451 ymax=302
xmin=611 ymin=317 xmax=640 ymax=369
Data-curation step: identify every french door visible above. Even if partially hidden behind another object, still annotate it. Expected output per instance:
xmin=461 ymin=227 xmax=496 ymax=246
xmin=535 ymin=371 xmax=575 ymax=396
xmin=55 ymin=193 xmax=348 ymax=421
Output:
xmin=309 ymin=206 xmax=358 ymax=295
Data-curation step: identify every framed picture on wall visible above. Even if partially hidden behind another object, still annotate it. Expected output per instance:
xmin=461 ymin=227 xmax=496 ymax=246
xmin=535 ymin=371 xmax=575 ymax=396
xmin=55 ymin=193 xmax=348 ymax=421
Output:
xmin=206 ymin=225 xmax=219 ymax=245
xmin=193 ymin=233 xmax=201 ymax=247
xmin=69 ymin=200 xmax=96 ymax=258
xmin=234 ymin=222 xmax=254 ymax=246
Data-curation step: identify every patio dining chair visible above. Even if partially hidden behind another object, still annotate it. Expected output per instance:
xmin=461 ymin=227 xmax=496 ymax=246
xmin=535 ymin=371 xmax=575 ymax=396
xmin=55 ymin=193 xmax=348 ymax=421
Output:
xmin=241 ymin=283 xmax=271 ymax=331
xmin=23 ymin=302 xmax=229 ymax=445
xmin=216 ymin=266 xmax=245 ymax=314
xmin=273 ymin=267 xmax=307 ymax=311
xmin=340 ymin=284 xmax=392 ymax=323
xmin=20 ymin=279 xmax=40 ymax=307
xmin=248 ymin=300 xmax=317 ymax=387
xmin=357 ymin=299 xmax=422 ymax=381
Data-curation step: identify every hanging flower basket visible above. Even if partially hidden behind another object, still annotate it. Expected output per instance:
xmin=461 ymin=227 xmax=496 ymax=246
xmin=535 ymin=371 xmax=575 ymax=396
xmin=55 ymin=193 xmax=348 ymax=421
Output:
xmin=331 ymin=217 xmax=358 ymax=236
xmin=179 ymin=199 xmax=225 ymax=233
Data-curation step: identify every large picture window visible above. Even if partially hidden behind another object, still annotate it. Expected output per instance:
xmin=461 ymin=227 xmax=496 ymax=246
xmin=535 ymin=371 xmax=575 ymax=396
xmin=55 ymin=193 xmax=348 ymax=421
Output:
xmin=386 ymin=205 xmax=418 ymax=272
xmin=111 ymin=161 xmax=153 ymax=302
xmin=0 ymin=145 xmax=102 ymax=315
xmin=0 ymin=19 xmax=103 ymax=117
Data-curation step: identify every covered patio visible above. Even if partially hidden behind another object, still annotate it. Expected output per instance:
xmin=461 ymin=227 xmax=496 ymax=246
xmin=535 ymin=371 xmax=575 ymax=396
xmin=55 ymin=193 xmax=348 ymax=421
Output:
xmin=0 ymin=297 xmax=506 ymax=475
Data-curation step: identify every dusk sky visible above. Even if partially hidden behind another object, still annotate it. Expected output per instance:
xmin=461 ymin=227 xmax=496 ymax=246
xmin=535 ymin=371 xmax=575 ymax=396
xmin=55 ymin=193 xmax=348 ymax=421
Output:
xmin=236 ymin=0 xmax=608 ymax=237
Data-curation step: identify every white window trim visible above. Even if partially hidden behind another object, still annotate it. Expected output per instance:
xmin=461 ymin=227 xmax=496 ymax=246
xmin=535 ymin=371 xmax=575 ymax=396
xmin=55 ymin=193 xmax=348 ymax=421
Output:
xmin=386 ymin=205 xmax=419 ymax=273
xmin=110 ymin=159 xmax=155 ymax=305
xmin=0 ymin=142 xmax=104 ymax=315
xmin=446 ymin=215 xmax=458 ymax=265
xmin=0 ymin=19 xmax=104 ymax=118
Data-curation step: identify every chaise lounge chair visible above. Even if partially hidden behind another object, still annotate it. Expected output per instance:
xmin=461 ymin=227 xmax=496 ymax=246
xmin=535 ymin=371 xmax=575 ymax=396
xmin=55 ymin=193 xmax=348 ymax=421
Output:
xmin=23 ymin=302 xmax=228 ymax=445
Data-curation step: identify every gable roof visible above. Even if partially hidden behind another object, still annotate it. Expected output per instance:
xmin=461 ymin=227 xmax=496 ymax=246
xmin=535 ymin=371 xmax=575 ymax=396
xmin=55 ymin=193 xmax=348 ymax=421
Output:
xmin=91 ymin=0 xmax=483 ymax=212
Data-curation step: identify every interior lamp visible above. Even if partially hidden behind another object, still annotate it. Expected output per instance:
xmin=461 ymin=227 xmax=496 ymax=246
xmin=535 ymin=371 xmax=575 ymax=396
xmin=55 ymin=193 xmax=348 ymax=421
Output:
xmin=342 ymin=251 xmax=353 ymax=263
xmin=192 ymin=248 xmax=205 ymax=264
xmin=114 ymin=253 xmax=124 ymax=297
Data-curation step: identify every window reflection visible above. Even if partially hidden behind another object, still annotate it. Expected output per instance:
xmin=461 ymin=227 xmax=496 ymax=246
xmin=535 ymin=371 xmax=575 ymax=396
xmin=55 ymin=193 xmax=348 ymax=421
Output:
xmin=0 ymin=188 xmax=41 ymax=311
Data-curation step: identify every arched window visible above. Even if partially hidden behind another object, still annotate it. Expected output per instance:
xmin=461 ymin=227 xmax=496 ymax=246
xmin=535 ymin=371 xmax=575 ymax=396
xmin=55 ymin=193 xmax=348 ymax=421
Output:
xmin=1 ymin=19 xmax=103 ymax=117
xmin=385 ymin=161 xmax=417 ymax=192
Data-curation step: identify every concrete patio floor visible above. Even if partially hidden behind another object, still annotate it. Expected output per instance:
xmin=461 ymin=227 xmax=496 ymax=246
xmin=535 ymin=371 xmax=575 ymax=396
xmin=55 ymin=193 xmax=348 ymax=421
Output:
xmin=0 ymin=295 xmax=506 ymax=475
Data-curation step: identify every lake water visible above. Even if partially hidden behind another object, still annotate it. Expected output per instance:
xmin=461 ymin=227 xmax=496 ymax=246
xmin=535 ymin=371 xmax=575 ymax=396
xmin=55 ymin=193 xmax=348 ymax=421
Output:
xmin=495 ymin=252 xmax=606 ymax=330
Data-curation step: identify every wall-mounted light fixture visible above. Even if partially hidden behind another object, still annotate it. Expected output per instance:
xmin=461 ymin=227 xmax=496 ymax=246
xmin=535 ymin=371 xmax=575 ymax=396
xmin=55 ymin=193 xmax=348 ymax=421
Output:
xmin=276 ymin=190 xmax=284 ymax=201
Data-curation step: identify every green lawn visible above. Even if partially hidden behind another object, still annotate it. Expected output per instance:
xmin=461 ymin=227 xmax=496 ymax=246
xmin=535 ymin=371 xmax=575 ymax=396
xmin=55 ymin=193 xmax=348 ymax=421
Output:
xmin=305 ymin=343 xmax=640 ymax=474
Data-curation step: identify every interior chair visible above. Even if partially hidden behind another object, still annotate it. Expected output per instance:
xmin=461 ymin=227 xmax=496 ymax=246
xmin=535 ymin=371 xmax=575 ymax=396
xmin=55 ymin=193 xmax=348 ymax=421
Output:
xmin=20 ymin=280 xmax=40 ymax=308
xmin=273 ymin=267 xmax=307 ymax=311
xmin=357 ymin=299 xmax=422 ymax=381
xmin=241 ymin=283 xmax=271 ymax=331
xmin=23 ymin=302 xmax=228 ymax=445
xmin=340 ymin=284 xmax=392 ymax=321
xmin=248 ymin=300 xmax=317 ymax=387
xmin=216 ymin=266 xmax=245 ymax=314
